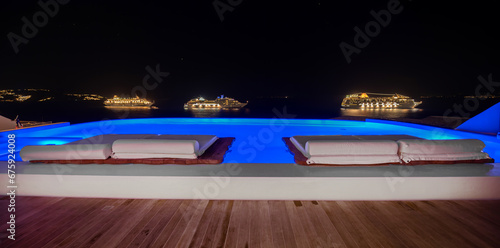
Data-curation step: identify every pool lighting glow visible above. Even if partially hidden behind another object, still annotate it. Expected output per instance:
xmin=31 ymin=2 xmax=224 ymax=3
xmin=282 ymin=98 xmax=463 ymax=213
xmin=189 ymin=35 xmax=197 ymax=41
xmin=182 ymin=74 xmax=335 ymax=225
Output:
xmin=2 ymin=118 xmax=499 ymax=163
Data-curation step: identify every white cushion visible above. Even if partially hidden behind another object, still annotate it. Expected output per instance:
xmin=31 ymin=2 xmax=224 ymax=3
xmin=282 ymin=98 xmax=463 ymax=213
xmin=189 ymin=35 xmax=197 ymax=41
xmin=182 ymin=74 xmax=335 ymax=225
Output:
xmin=20 ymin=144 xmax=112 ymax=161
xmin=399 ymin=152 xmax=491 ymax=163
xmin=398 ymin=139 xmax=486 ymax=154
xmin=112 ymin=152 xmax=197 ymax=159
xmin=306 ymin=140 xmax=399 ymax=156
xmin=307 ymin=155 xmax=401 ymax=165
xmin=112 ymin=139 xmax=200 ymax=155
xmin=398 ymin=139 xmax=491 ymax=163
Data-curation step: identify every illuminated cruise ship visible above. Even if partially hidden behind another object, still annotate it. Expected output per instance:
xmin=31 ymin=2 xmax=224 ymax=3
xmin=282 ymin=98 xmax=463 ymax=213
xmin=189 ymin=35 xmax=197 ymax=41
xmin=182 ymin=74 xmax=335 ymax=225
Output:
xmin=104 ymin=95 xmax=154 ymax=107
xmin=341 ymin=93 xmax=422 ymax=109
xmin=184 ymin=95 xmax=248 ymax=108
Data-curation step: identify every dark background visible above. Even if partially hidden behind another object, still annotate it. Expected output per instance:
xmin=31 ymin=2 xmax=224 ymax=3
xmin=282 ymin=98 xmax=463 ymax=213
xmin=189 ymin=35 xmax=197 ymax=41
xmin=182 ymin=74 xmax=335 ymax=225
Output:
xmin=1 ymin=0 xmax=499 ymax=121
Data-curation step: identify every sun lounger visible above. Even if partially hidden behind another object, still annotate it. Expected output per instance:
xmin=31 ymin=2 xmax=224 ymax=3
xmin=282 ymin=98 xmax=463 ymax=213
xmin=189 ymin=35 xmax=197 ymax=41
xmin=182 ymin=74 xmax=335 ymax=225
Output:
xmin=284 ymin=135 xmax=494 ymax=166
xmin=22 ymin=134 xmax=234 ymax=164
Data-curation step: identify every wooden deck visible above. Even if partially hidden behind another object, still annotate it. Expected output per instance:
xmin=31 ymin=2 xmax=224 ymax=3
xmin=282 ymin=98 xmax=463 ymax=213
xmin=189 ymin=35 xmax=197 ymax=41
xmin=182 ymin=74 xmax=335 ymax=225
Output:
xmin=1 ymin=197 xmax=499 ymax=247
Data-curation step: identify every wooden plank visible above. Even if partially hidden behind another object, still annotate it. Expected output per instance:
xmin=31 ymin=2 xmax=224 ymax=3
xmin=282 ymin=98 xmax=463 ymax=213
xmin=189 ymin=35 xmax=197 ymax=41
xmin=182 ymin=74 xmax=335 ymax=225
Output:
xmin=39 ymin=198 xmax=119 ymax=248
xmin=71 ymin=199 xmax=151 ymax=248
xmin=0 ymin=196 xmax=65 ymax=231
xmin=293 ymin=201 xmax=329 ymax=248
xmin=55 ymin=199 xmax=131 ymax=247
xmin=460 ymin=200 xmax=500 ymax=225
xmin=190 ymin=200 xmax=228 ymax=248
xmin=112 ymin=199 xmax=170 ymax=247
xmin=235 ymin=200 xmax=251 ymax=248
xmin=302 ymin=201 xmax=347 ymax=248
xmin=184 ymin=200 xmax=216 ymax=248
xmin=439 ymin=201 xmax=500 ymax=239
xmin=223 ymin=200 xmax=242 ymax=248
xmin=146 ymin=200 xmax=199 ymax=247
xmin=0 ymin=196 xmax=54 ymax=221
xmin=2 ymin=197 xmax=500 ymax=248
xmin=256 ymin=201 xmax=274 ymax=248
xmin=73 ymin=199 xmax=153 ymax=248
xmin=321 ymin=201 xmax=366 ymax=248
xmin=130 ymin=199 xmax=183 ymax=247
xmin=159 ymin=200 xmax=207 ymax=247
xmin=364 ymin=201 xmax=433 ymax=248
xmin=175 ymin=200 xmax=210 ymax=247
xmin=276 ymin=201 xmax=299 ymax=248
xmin=241 ymin=200 xmax=275 ymax=247
xmin=343 ymin=201 xmax=404 ymax=248
xmin=267 ymin=201 xmax=286 ymax=248
xmin=413 ymin=201 xmax=499 ymax=248
xmin=14 ymin=198 xmax=101 ymax=248
xmin=0 ymin=196 xmax=64 ymax=222
xmin=88 ymin=199 xmax=161 ymax=248
xmin=373 ymin=201 xmax=459 ymax=248
xmin=284 ymin=201 xmax=312 ymax=248
xmin=4 ymin=197 xmax=83 ymax=246
xmin=334 ymin=201 xmax=386 ymax=248
xmin=209 ymin=200 xmax=233 ymax=248
xmin=248 ymin=200 xmax=260 ymax=248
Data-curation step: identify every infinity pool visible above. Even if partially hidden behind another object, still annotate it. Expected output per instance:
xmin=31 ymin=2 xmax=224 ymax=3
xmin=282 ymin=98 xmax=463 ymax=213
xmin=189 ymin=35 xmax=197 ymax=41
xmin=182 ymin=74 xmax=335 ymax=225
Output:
xmin=2 ymin=118 xmax=499 ymax=163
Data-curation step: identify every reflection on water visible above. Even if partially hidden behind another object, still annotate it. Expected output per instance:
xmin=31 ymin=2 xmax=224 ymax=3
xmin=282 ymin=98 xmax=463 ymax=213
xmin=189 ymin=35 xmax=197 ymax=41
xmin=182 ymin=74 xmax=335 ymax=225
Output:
xmin=340 ymin=108 xmax=423 ymax=119
xmin=186 ymin=108 xmax=221 ymax=118
xmin=104 ymin=106 xmax=152 ymax=109
xmin=185 ymin=108 xmax=247 ymax=118
xmin=104 ymin=106 xmax=153 ymax=119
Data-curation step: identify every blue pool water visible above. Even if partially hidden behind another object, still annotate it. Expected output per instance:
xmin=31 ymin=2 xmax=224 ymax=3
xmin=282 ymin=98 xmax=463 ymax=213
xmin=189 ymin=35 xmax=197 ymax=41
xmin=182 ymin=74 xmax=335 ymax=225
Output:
xmin=1 ymin=118 xmax=499 ymax=163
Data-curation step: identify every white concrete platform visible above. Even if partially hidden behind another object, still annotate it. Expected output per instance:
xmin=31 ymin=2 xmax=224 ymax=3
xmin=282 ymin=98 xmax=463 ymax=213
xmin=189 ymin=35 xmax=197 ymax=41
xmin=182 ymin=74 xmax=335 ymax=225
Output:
xmin=2 ymin=162 xmax=500 ymax=200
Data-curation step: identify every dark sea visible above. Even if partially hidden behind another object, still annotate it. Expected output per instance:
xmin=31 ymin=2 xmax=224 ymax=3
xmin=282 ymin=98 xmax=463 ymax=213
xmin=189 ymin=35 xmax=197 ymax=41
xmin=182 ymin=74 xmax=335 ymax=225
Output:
xmin=0 ymin=97 xmax=498 ymax=124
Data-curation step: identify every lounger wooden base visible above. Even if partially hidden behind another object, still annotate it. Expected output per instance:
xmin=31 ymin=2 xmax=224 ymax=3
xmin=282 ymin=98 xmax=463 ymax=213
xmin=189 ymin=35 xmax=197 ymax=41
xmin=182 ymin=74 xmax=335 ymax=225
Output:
xmin=30 ymin=137 xmax=235 ymax=165
xmin=283 ymin=138 xmax=495 ymax=166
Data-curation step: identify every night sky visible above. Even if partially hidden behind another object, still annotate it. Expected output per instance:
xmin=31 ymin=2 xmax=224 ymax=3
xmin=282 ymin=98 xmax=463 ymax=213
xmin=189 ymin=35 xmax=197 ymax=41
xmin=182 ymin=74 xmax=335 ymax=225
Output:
xmin=1 ymin=0 xmax=499 ymax=101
